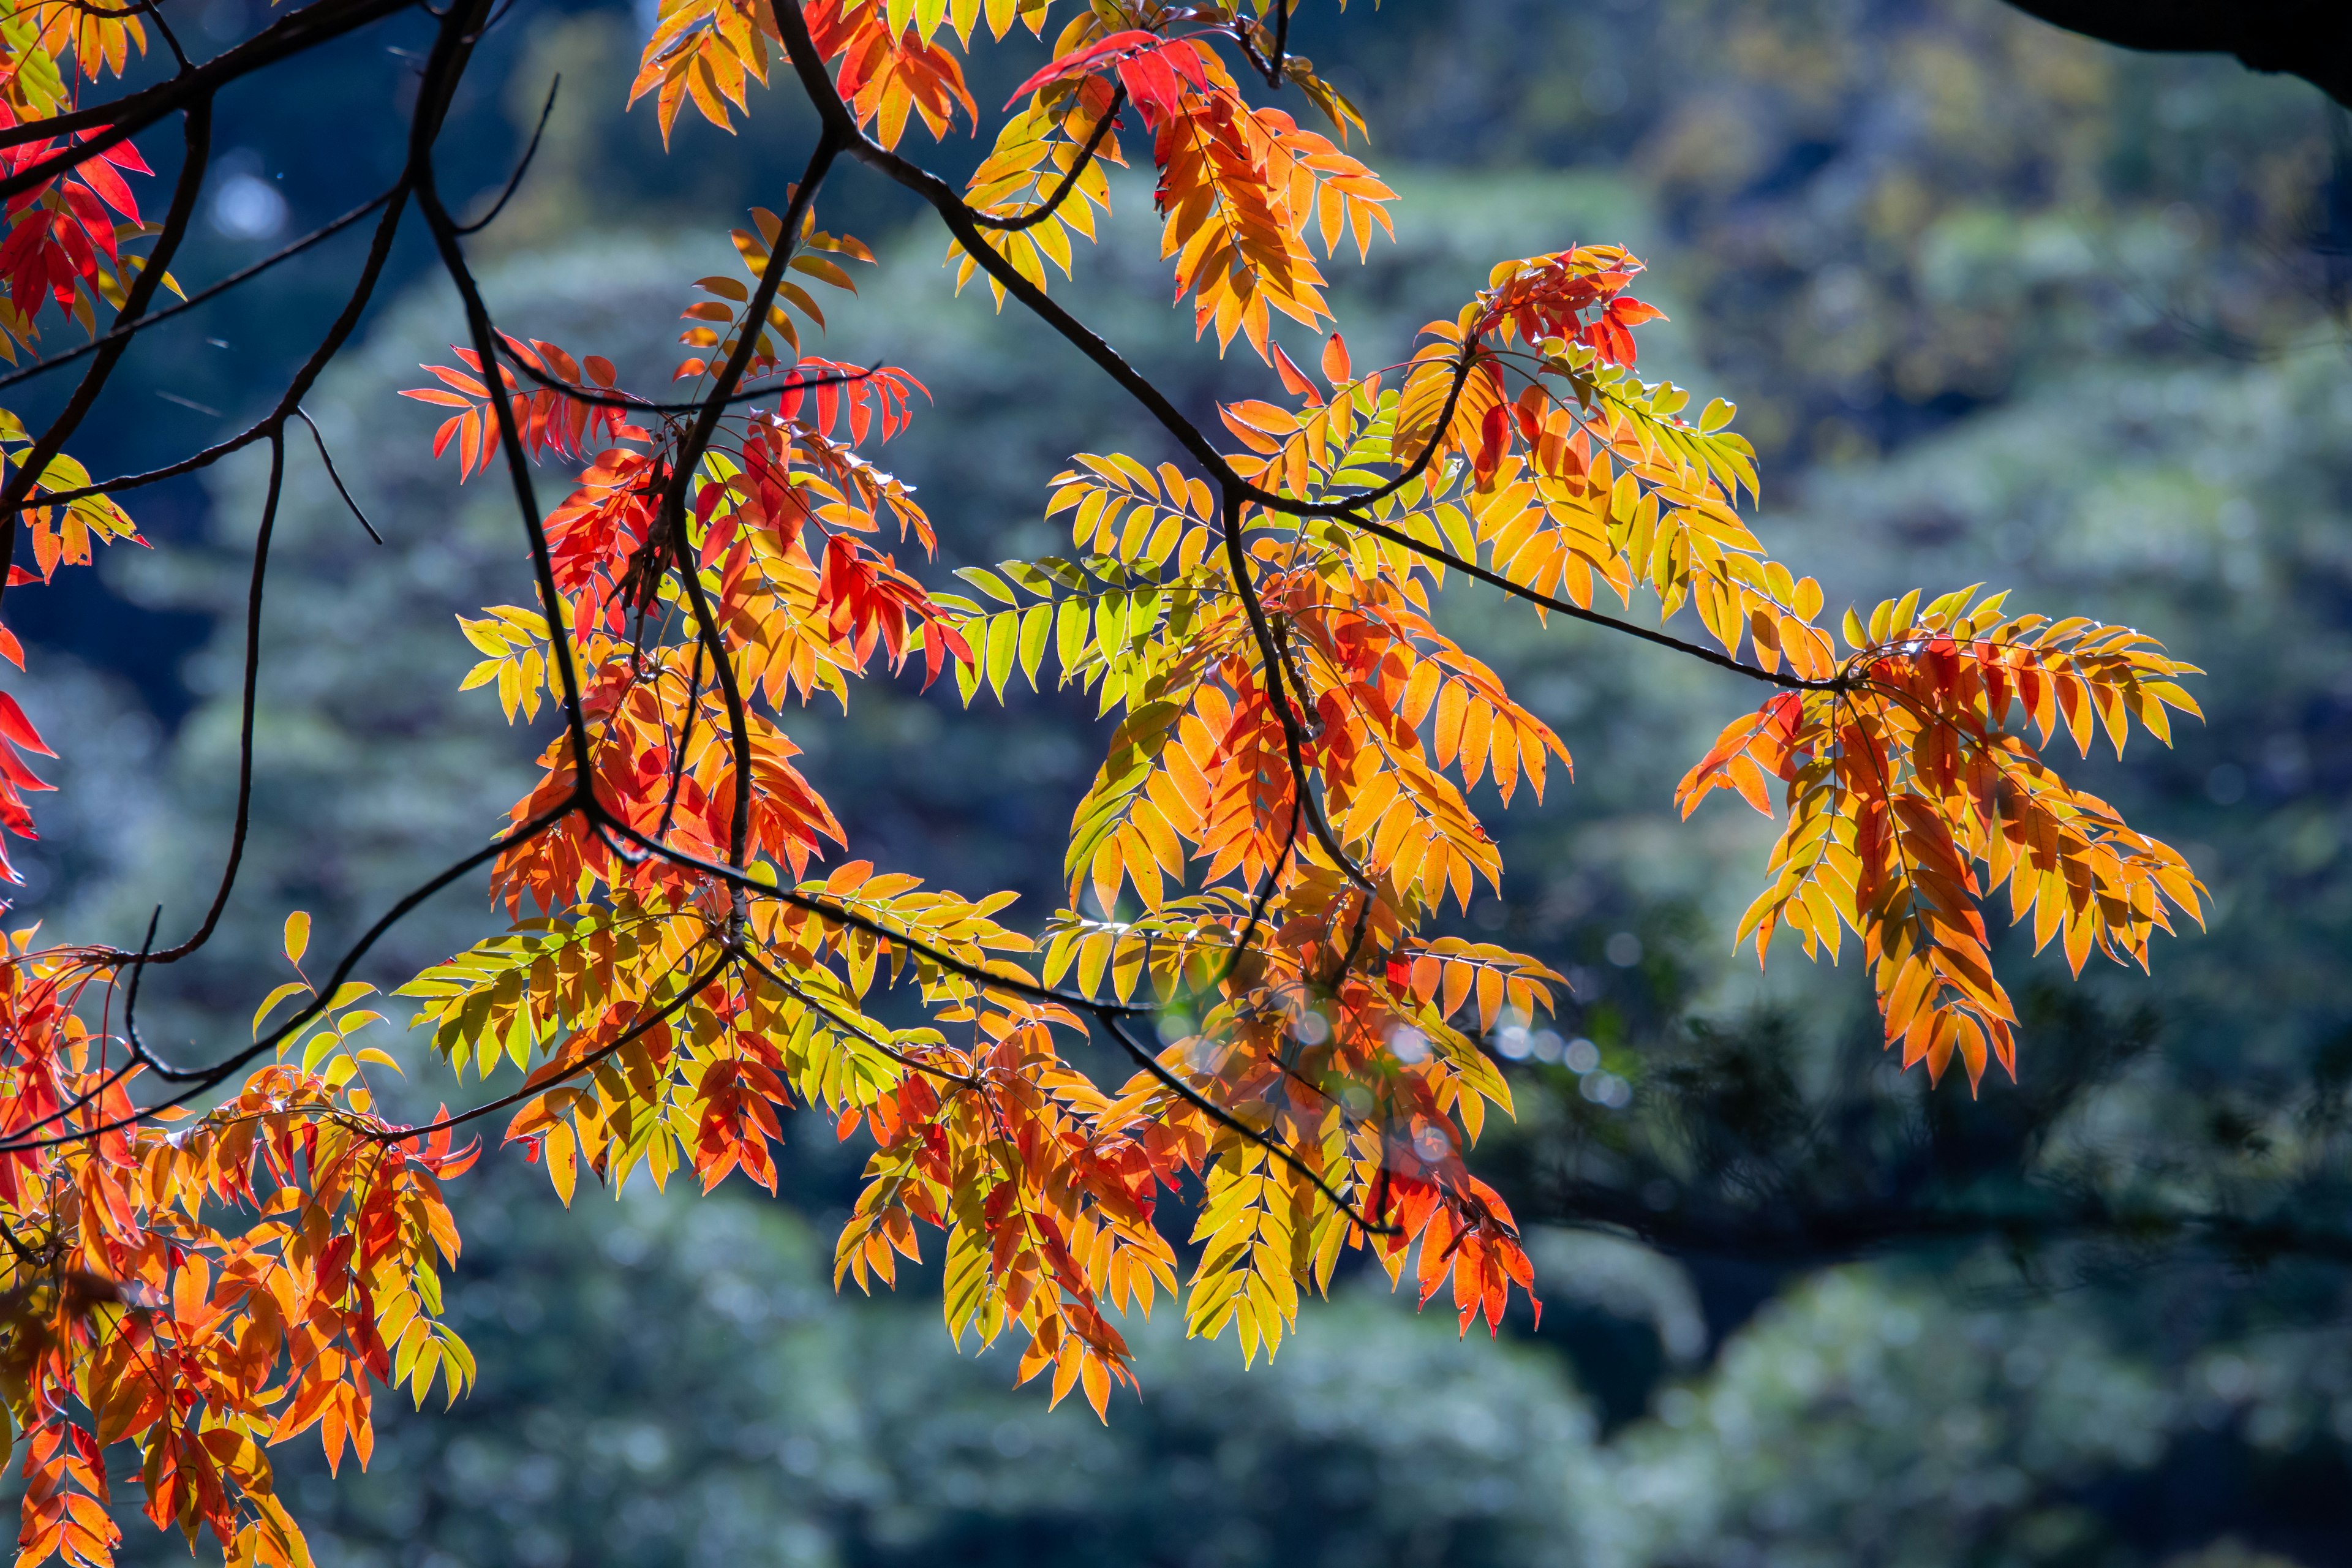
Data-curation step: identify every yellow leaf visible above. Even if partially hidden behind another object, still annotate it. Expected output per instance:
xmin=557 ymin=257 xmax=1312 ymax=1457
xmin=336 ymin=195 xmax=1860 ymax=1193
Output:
xmin=252 ymin=981 xmax=311 ymax=1039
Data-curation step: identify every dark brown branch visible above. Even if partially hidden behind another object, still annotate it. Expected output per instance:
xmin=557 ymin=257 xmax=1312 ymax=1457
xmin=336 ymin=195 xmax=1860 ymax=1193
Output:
xmin=12 ymin=175 xmax=417 ymax=521
xmin=1098 ymin=1012 xmax=1398 ymax=1236
xmin=1998 ymin=0 xmax=2352 ymax=109
xmin=658 ymin=131 xmax=843 ymax=930
xmin=16 ymin=797 xmax=582 ymax=1148
xmin=1333 ymin=507 xmax=1848 ymax=692
xmin=137 ymin=0 xmax=194 ymax=74
xmin=969 ymin=88 xmax=1125 ymax=233
xmin=490 ymin=337 xmax=883 ymax=415
xmin=412 ymin=10 xmax=595 ymax=794
xmin=295 ymin=407 xmax=382 ymax=543
xmin=78 ymin=186 xmax=420 ymax=974
xmin=768 ymin=0 xmax=1472 ymax=526
xmin=587 ymin=812 xmax=1156 ymax=1019
xmin=454 ymin=72 xmax=559 ymax=236
xmin=1219 ymin=480 xmax=1378 ymax=895
xmin=379 ymin=948 xmax=733 ymax=1144
xmin=1215 ymin=798 xmax=1304 ymax=995
xmin=0 ymin=0 xmax=415 ymax=193
xmin=143 ymin=427 xmax=281 ymax=972
xmin=736 ymin=946 xmax=979 ymax=1090
xmin=654 ymin=642 xmax=703 ymax=844
xmin=0 ymin=186 xmax=398 ymax=395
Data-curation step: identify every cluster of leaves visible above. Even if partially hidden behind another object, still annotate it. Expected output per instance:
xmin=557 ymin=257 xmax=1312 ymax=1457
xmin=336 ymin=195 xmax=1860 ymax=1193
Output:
xmin=0 ymin=1 xmax=2207 ymax=1564
xmin=1 ymin=922 xmax=475 ymax=1568
xmin=0 ymin=0 xmax=156 ymax=717
xmin=1677 ymin=591 xmax=2202 ymax=1085
xmin=0 ymin=2 xmax=159 ymax=359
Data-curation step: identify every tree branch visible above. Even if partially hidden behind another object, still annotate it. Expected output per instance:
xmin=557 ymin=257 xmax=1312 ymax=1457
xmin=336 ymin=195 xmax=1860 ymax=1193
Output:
xmin=969 ymin=88 xmax=1125 ymax=233
xmin=0 ymin=0 xmax=415 ymax=190
xmin=1998 ymin=0 xmax=2352 ymax=108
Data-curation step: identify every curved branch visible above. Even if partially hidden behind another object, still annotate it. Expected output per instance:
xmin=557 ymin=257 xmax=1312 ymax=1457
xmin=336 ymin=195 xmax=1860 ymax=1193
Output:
xmin=22 ymin=796 xmax=582 ymax=1148
xmin=0 ymin=0 xmax=415 ymax=193
xmin=454 ymin=72 xmax=559 ymax=236
xmin=0 ymin=185 xmax=396 ymax=394
xmin=588 ymin=810 xmax=1156 ymax=1019
xmin=1099 ymin=1012 xmax=1398 ymax=1236
xmin=736 ymin=945 xmax=979 ymax=1090
xmin=295 ymin=407 xmax=382 ymax=543
xmin=659 ymin=130 xmax=842 ymax=931
xmin=1333 ymin=507 xmax=1847 ymax=692
xmin=415 ymin=154 xmax=595 ymax=791
xmin=968 ymin=88 xmax=1125 ymax=233
xmin=490 ymin=346 xmax=883 ymax=415
xmin=769 ymin=0 xmax=1473 ymax=527
xmin=378 ymin=947 xmax=733 ymax=1144
xmin=138 ymin=428 xmax=284 ymax=968
xmin=1218 ymin=480 xmax=1378 ymax=895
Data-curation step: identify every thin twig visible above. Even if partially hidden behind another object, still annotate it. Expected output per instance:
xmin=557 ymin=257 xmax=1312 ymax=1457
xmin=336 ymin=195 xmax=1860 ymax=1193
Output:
xmin=1098 ymin=1012 xmax=1396 ymax=1235
xmin=454 ymin=74 xmax=559 ymax=236
xmin=0 ymin=0 xmax=415 ymax=187
xmin=295 ymin=407 xmax=382 ymax=543
xmin=0 ymin=186 xmax=395 ymax=393
xmin=970 ymin=88 xmax=1125 ymax=233
xmin=659 ymin=131 xmax=843 ymax=940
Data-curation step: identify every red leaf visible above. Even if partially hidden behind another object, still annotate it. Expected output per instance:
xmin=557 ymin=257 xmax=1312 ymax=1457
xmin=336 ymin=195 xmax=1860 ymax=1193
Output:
xmin=1475 ymin=403 xmax=1510 ymax=477
xmin=0 ymin=691 xmax=55 ymax=756
xmin=1005 ymin=29 xmax=1161 ymax=107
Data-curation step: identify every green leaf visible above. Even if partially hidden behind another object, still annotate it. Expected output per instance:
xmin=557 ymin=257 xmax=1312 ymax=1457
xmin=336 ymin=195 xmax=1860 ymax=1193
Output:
xmin=1057 ymin=597 xmax=1091 ymax=676
xmin=985 ymin=611 xmax=1019 ymax=701
xmin=1017 ymin=603 xmax=1052 ymax=687
xmin=957 ymin=567 xmax=1017 ymax=605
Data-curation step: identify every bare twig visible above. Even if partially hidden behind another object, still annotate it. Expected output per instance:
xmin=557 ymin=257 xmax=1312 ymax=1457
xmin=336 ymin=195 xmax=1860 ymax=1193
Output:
xmin=454 ymin=73 xmax=559 ymax=236
xmin=295 ymin=407 xmax=382 ymax=543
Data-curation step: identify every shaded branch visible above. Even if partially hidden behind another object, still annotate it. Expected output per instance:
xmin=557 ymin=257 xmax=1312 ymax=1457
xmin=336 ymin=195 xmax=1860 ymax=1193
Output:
xmin=1999 ymin=0 xmax=2352 ymax=108
xmin=295 ymin=407 xmax=382 ymax=544
xmin=1218 ymin=478 xmax=1378 ymax=896
xmin=1334 ymin=507 xmax=1848 ymax=692
xmin=0 ymin=0 xmax=414 ymax=194
xmin=454 ymin=72 xmax=559 ymax=236
xmin=969 ymin=87 xmax=1126 ymax=233
xmin=378 ymin=947 xmax=734 ymax=1144
xmin=659 ymin=130 xmax=843 ymax=930
xmin=1099 ymin=1012 xmax=1399 ymax=1237
xmin=0 ymin=186 xmax=397 ymax=394
xmin=411 ymin=7 xmax=595 ymax=795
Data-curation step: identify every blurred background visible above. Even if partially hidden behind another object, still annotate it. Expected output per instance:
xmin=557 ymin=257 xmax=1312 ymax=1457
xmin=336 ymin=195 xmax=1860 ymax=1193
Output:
xmin=7 ymin=0 xmax=2352 ymax=1562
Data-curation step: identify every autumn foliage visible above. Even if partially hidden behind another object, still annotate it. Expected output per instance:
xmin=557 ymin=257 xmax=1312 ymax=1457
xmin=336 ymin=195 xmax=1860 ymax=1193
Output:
xmin=0 ymin=1 xmax=2206 ymax=1563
